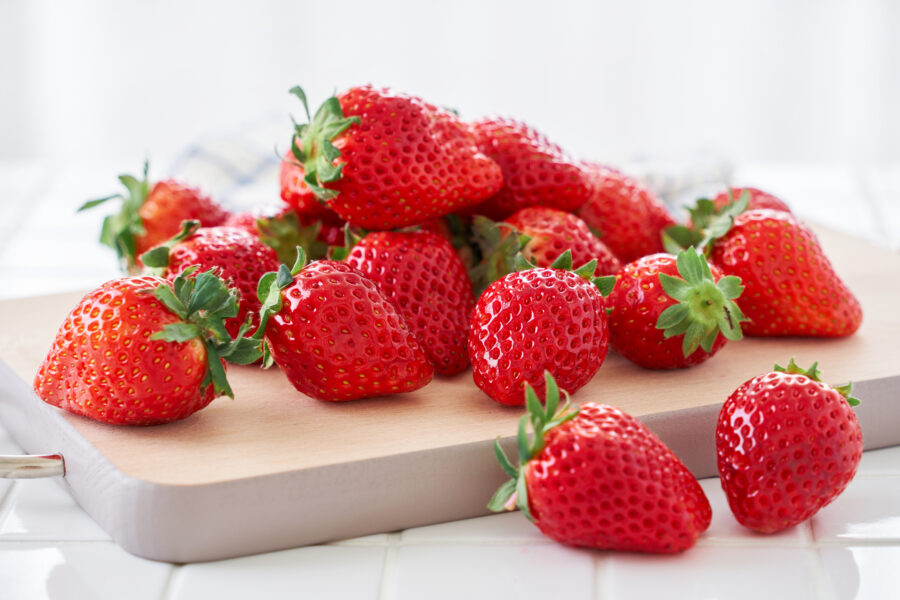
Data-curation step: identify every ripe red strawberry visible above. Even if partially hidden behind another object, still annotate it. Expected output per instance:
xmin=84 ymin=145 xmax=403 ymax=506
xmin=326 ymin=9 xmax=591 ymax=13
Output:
xmin=708 ymin=209 xmax=862 ymax=336
xmin=345 ymin=231 xmax=474 ymax=376
xmin=33 ymin=269 xmax=260 ymax=425
xmin=79 ymin=163 xmax=229 ymax=272
xmin=711 ymin=186 xmax=790 ymax=214
xmin=285 ymin=85 xmax=503 ymax=230
xmin=468 ymin=118 xmax=592 ymax=219
xmin=279 ymin=150 xmax=345 ymax=220
xmin=140 ymin=223 xmax=281 ymax=340
xmin=224 ymin=205 xmax=341 ymax=263
xmin=716 ymin=359 xmax=862 ymax=533
xmin=577 ymin=164 xmax=675 ymax=263
xmin=468 ymin=251 xmax=613 ymax=405
xmin=607 ymin=249 xmax=746 ymax=369
xmin=505 ymin=206 xmax=622 ymax=275
xmin=490 ymin=373 xmax=712 ymax=553
xmin=255 ymin=253 xmax=433 ymax=401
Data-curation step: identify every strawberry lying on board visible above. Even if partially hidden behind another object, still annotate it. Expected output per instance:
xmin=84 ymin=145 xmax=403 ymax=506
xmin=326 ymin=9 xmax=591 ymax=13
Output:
xmin=490 ymin=372 xmax=712 ymax=553
xmin=284 ymin=85 xmax=503 ymax=230
xmin=33 ymin=269 xmax=261 ymax=425
xmin=716 ymin=359 xmax=863 ymax=533
xmin=79 ymin=162 xmax=229 ymax=272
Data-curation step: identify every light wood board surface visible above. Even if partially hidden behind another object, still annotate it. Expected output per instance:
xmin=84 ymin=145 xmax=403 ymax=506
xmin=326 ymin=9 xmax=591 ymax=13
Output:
xmin=1 ymin=226 xmax=897 ymax=486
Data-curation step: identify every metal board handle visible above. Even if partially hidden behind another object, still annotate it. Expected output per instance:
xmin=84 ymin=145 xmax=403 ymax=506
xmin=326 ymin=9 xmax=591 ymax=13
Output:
xmin=0 ymin=454 xmax=65 ymax=479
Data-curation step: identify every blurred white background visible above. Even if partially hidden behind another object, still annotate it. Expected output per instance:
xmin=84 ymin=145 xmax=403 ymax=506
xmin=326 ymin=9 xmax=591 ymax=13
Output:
xmin=2 ymin=0 xmax=899 ymax=168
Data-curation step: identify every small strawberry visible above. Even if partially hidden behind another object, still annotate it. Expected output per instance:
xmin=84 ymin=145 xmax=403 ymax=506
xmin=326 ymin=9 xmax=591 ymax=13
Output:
xmin=716 ymin=359 xmax=863 ymax=533
xmin=468 ymin=118 xmax=592 ymax=219
xmin=279 ymin=149 xmax=344 ymax=220
xmin=344 ymin=230 xmax=474 ymax=376
xmin=468 ymin=251 xmax=613 ymax=405
xmin=254 ymin=251 xmax=433 ymax=401
xmin=79 ymin=163 xmax=229 ymax=272
xmin=33 ymin=269 xmax=260 ymax=425
xmin=711 ymin=186 xmax=790 ymax=214
xmin=505 ymin=207 xmax=621 ymax=274
xmin=140 ymin=222 xmax=280 ymax=342
xmin=577 ymin=164 xmax=675 ymax=263
xmin=224 ymin=205 xmax=339 ymax=263
xmin=285 ymin=85 xmax=503 ymax=230
xmin=606 ymin=249 xmax=746 ymax=369
xmin=490 ymin=372 xmax=712 ymax=553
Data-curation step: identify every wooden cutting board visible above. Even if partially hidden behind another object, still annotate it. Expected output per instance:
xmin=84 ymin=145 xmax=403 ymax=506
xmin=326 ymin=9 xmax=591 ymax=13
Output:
xmin=1 ymin=226 xmax=898 ymax=563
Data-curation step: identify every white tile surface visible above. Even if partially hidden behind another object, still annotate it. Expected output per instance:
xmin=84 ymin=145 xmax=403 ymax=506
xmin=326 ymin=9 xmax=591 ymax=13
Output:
xmin=811 ymin=476 xmax=900 ymax=543
xmin=820 ymin=545 xmax=900 ymax=600
xmin=173 ymin=545 xmax=385 ymax=600
xmin=401 ymin=511 xmax=547 ymax=543
xmin=604 ymin=545 xmax=820 ymax=599
xmin=0 ymin=541 xmax=171 ymax=600
xmin=699 ymin=478 xmax=812 ymax=544
xmin=392 ymin=543 xmax=595 ymax=600
xmin=858 ymin=445 xmax=900 ymax=475
xmin=0 ymin=478 xmax=110 ymax=541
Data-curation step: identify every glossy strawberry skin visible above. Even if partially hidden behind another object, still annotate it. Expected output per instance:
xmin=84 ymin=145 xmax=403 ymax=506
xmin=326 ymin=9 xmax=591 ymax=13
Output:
xmin=346 ymin=231 xmax=474 ymax=376
xmin=33 ymin=277 xmax=216 ymax=425
xmin=505 ymin=207 xmax=621 ymax=275
xmin=578 ymin=165 xmax=675 ymax=263
xmin=265 ymin=261 xmax=433 ymax=401
xmin=135 ymin=180 xmax=229 ymax=257
xmin=279 ymin=151 xmax=345 ymax=220
xmin=716 ymin=371 xmax=862 ymax=533
xmin=712 ymin=187 xmax=791 ymax=214
xmin=468 ymin=268 xmax=608 ymax=405
xmin=469 ymin=118 xmax=591 ymax=219
xmin=166 ymin=227 xmax=281 ymax=338
xmin=526 ymin=402 xmax=712 ymax=552
xmin=295 ymin=86 xmax=503 ymax=230
xmin=607 ymin=254 xmax=728 ymax=369
xmin=709 ymin=210 xmax=862 ymax=336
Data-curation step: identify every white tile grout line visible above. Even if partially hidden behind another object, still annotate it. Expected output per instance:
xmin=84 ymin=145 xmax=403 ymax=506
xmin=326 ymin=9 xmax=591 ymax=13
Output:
xmin=809 ymin=545 xmax=840 ymax=600
xmin=592 ymin=553 xmax=609 ymax=600
xmin=0 ymin=481 xmax=19 ymax=531
xmin=376 ymin=533 xmax=400 ymax=600
xmin=854 ymin=167 xmax=893 ymax=248
xmin=159 ymin=564 xmax=184 ymax=600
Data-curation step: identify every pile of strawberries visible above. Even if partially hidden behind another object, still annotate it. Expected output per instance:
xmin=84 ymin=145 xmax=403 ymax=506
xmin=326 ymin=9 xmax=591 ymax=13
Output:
xmin=34 ymin=84 xmax=865 ymax=553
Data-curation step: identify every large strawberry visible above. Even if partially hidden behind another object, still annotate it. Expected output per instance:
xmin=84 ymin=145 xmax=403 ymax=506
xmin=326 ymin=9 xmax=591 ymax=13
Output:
xmin=468 ymin=251 xmax=613 ymax=405
xmin=468 ymin=118 xmax=592 ymax=219
xmin=490 ymin=372 xmax=712 ymax=553
xmin=254 ymin=251 xmax=433 ymax=401
xmin=33 ymin=269 xmax=260 ymax=425
xmin=344 ymin=230 xmax=474 ymax=376
xmin=711 ymin=186 xmax=790 ymax=214
xmin=140 ymin=222 xmax=281 ymax=341
xmin=606 ymin=249 xmax=746 ymax=369
xmin=577 ymin=164 xmax=675 ymax=263
xmin=79 ymin=163 xmax=229 ymax=272
xmin=716 ymin=359 xmax=862 ymax=533
xmin=708 ymin=209 xmax=862 ymax=336
xmin=284 ymin=85 xmax=503 ymax=230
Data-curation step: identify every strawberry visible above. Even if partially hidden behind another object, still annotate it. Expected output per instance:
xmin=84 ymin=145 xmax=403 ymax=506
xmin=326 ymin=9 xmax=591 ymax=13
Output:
xmin=468 ymin=251 xmax=613 ymax=405
xmin=79 ymin=163 xmax=229 ymax=272
xmin=505 ymin=207 xmax=622 ymax=275
xmin=577 ymin=164 xmax=675 ymax=263
xmin=279 ymin=150 xmax=343 ymax=220
xmin=711 ymin=186 xmax=790 ymax=214
xmin=224 ymin=205 xmax=340 ymax=263
xmin=490 ymin=372 xmax=712 ymax=553
xmin=606 ymin=249 xmax=746 ymax=369
xmin=33 ymin=269 xmax=260 ymax=425
xmin=140 ymin=222 xmax=281 ymax=341
xmin=468 ymin=118 xmax=592 ymax=219
xmin=716 ymin=359 xmax=862 ymax=533
xmin=344 ymin=230 xmax=474 ymax=376
xmin=255 ymin=251 xmax=433 ymax=401
xmin=708 ymin=209 xmax=862 ymax=336
xmin=285 ymin=85 xmax=503 ymax=230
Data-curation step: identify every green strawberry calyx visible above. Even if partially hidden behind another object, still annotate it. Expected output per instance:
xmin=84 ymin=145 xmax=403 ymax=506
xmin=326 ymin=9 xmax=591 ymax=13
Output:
xmin=662 ymin=190 xmax=750 ymax=254
xmin=515 ymin=249 xmax=616 ymax=297
xmin=287 ymin=86 xmax=361 ymax=202
xmin=251 ymin=247 xmax=310 ymax=367
xmin=326 ymin=223 xmax=366 ymax=261
xmin=656 ymin=248 xmax=747 ymax=357
xmin=488 ymin=372 xmax=579 ymax=521
xmin=774 ymin=358 xmax=861 ymax=407
xmin=139 ymin=219 xmax=201 ymax=273
xmin=77 ymin=161 xmax=152 ymax=273
xmin=468 ymin=215 xmax=532 ymax=297
xmin=150 ymin=267 xmax=263 ymax=398
xmin=256 ymin=210 xmax=330 ymax=265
